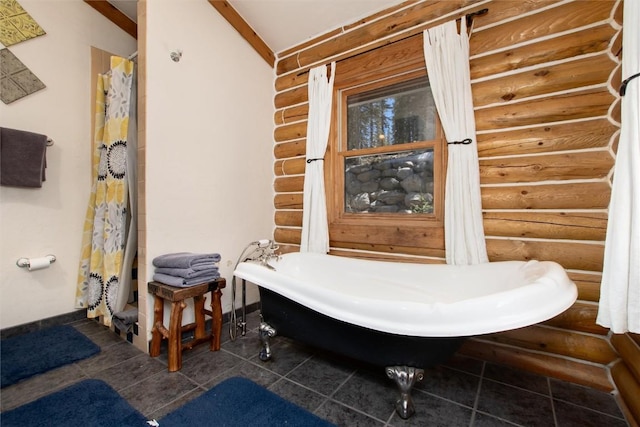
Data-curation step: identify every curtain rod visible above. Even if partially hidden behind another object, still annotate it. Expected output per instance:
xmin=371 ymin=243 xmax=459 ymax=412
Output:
xmin=294 ymin=8 xmax=489 ymax=77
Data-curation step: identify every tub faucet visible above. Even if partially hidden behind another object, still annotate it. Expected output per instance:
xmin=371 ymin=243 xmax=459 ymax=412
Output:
xmin=243 ymin=240 xmax=280 ymax=270
xmin=258 ymin=242 xmax=280 ymax=270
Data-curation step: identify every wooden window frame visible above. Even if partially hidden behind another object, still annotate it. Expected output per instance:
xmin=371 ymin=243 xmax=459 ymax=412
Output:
xmin=325 ymin=67 xmax=447 ymax=254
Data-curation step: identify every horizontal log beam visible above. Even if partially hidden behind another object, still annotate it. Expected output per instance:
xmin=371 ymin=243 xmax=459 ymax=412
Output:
xmin=486 ymin=238 xmax=603 ymax=272
xmin=275 ymin=85 xmax=308 ymax=110
xmin=274 ymin=193 xmax=303 ymax=210
xmin=275 ymin=210 xmax=302 ymax=227
xmin=470 ymin=24 xmax=616 ymax=80
xmin=462 ymin=340 xmax=612 ymax=390
xmin=476 ymin=118 xmax=617 ymax=157
xmin=481 ymin=182 xmax=611 ymax=210
xmin=275 ymin=105 xmax=308 ymax=126
xmin=274 ymin=122 xmax=307 ymax=143
xmin=274 ymin=175 xmax=304 ymax=193
xmin=274 ymin=139 xmax=306 ymax=160
xmin=274 ymin=227 xmax=302 ymax=245
xmin=469 ymin=1 xmax=614 ymax=56
xmin=473 ymin=54 xmax=615 ymax=107
xmin=544 ymin=301 xmax=608 ymax=335
xmin=475 ymin=88 xmax=615 ymax=131
xmin=329 ymin=241 xmax=445 ymax=260
xmin=274 ymin=157 xmax=305 ymax=176
xmin=479 ymin=150 xmax=613 ymax=184
xmin=460 ymin=339 xmax=613 ymax=391
xmin=327 ymin=248 xmax=444 ymax=264
xmin=482 ymin=211 xmax=607 ymax=241
xmin=276 ymin=244 xmax=301 ymax=254
xmin=482 ymin=325 xmax=616 ymax=365
xmin=468 ymin=0 xmax=561 ymax=29
xmin=568 ymin=271 xmax=602 ymax=302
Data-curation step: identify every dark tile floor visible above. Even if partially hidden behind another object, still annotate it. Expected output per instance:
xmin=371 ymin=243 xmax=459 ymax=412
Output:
xmin=0 ymin=312 xmax=630 ymax=427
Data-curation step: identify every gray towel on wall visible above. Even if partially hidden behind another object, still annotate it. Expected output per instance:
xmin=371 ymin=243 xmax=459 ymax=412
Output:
xmin=0 ymin=127 xmax=47 ymax=188
xmin=153 ymin=272 xmax=221 ymax=288
xmin=152 ymin=252 xmax=221 ymax=269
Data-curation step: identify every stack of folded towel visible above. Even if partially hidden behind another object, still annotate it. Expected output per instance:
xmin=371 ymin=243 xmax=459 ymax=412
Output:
xmin=152 ymin=252 xmax=221 ymax=287
xmin=112 ymin=308 xmax=138 ymax=334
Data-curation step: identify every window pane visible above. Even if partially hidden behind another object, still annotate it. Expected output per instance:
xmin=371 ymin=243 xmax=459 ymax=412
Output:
xmin=344 ymin=149 xmax=434 ymax=214
xmin=346 ymin=77 xmax=436 ymax=150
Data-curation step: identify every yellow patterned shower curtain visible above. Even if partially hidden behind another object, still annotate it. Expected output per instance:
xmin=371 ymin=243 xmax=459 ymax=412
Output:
xmin=75 ymin=56 xmax=134 ymax=326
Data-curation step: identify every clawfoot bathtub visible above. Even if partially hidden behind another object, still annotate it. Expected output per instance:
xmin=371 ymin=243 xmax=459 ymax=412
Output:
xmin=234 ymin=251 xmax=577 ymax=419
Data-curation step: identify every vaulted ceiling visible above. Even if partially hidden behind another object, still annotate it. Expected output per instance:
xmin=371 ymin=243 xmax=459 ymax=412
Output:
xmin=226 ymin=0 xmax=405 ymax=53
xmin=91 ymin=0 xmax=406 ymax=66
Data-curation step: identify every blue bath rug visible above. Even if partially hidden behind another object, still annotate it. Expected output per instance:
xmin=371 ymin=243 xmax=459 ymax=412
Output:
xmin=160 ymin=376 xmax=336 ymax=426
xmin=1 ymin=324 xmax=100 ymax=388
xmin=0 ymin=379 xmax=148 ymax=427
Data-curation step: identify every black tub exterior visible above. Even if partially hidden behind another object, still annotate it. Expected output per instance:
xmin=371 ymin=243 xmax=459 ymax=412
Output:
xmin=259 ymin=287 xmax=465 ymax=368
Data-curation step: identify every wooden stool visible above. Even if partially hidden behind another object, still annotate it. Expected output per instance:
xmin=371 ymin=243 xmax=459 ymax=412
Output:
xmin=148 ymin=278 xmax=226 ymax=372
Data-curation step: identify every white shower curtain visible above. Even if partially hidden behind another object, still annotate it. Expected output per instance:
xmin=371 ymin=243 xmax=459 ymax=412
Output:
xmin=597 ymin=0 xmax=640 ymax=334
xmin=423 ymin=19 xmax=488 ymax=265
xmin=300 ymin=63 xmax=336 ymax=253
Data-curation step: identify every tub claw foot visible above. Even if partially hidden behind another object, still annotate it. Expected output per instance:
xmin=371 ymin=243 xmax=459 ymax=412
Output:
xmin=386 ymin=366 xmax=424 ymax=419
xmin=259 ymin=322 xmax=277 ymax=361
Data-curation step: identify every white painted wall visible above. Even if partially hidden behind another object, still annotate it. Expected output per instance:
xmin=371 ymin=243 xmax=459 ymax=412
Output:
xmin=0 ymin=0 xmax=136 ymax=329
xmin=0 ymin=0 xmax=275 ymax=333
xmin=144 ymin=0 xmax=274 ymax=337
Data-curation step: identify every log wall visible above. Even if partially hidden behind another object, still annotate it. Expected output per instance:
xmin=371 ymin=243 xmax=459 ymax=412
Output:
xmin=272 ymin=0 xmax=635 ymax=423
xmin=611 ymin=333 xmax=640 ymax=424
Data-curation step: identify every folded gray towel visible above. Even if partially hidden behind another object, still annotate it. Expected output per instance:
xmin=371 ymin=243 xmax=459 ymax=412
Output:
xmin=154 ymin=266 xmax=219 ymax=279
xmin=159 ymin=261 xmax=218 ymax=272
xmin=153 ymin=252 xmax=221 ymax=269
xmin=114 ymin=308 xmax=138 ymax=323
xmin=112 ymin=308 xmax=138 ymax=334
xmin=153 ymin=272 xmax=221 ymax=288
xmin=0 ymin=127 xmax=47 ymax=188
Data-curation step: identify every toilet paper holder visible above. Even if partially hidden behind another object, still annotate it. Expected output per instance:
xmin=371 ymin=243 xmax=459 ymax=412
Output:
xmin=16 ymin=254 xmax=56 ymax=268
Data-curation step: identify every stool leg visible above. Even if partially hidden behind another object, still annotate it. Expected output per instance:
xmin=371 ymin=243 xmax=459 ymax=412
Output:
xmin=193 ymin=295 xmax=206 ymax=341
xmin=210 ymin=288 xmax=223 ymax=351
xmin=150 ymin=295 xmax=164 ymax=357
xmin=168 ymin=301 xmax=186 ymax=372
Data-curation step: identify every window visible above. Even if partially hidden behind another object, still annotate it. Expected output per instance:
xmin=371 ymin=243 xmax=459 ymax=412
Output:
xmin=346 ymin=77 xmax=436 ymax=150
xmin=328 ymin=72 xmax=445 ymax=225
xmin=343 ymin=76 xmax=439 ymax=215
xmin=322 ymin=35 xmax=446 ymax=256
